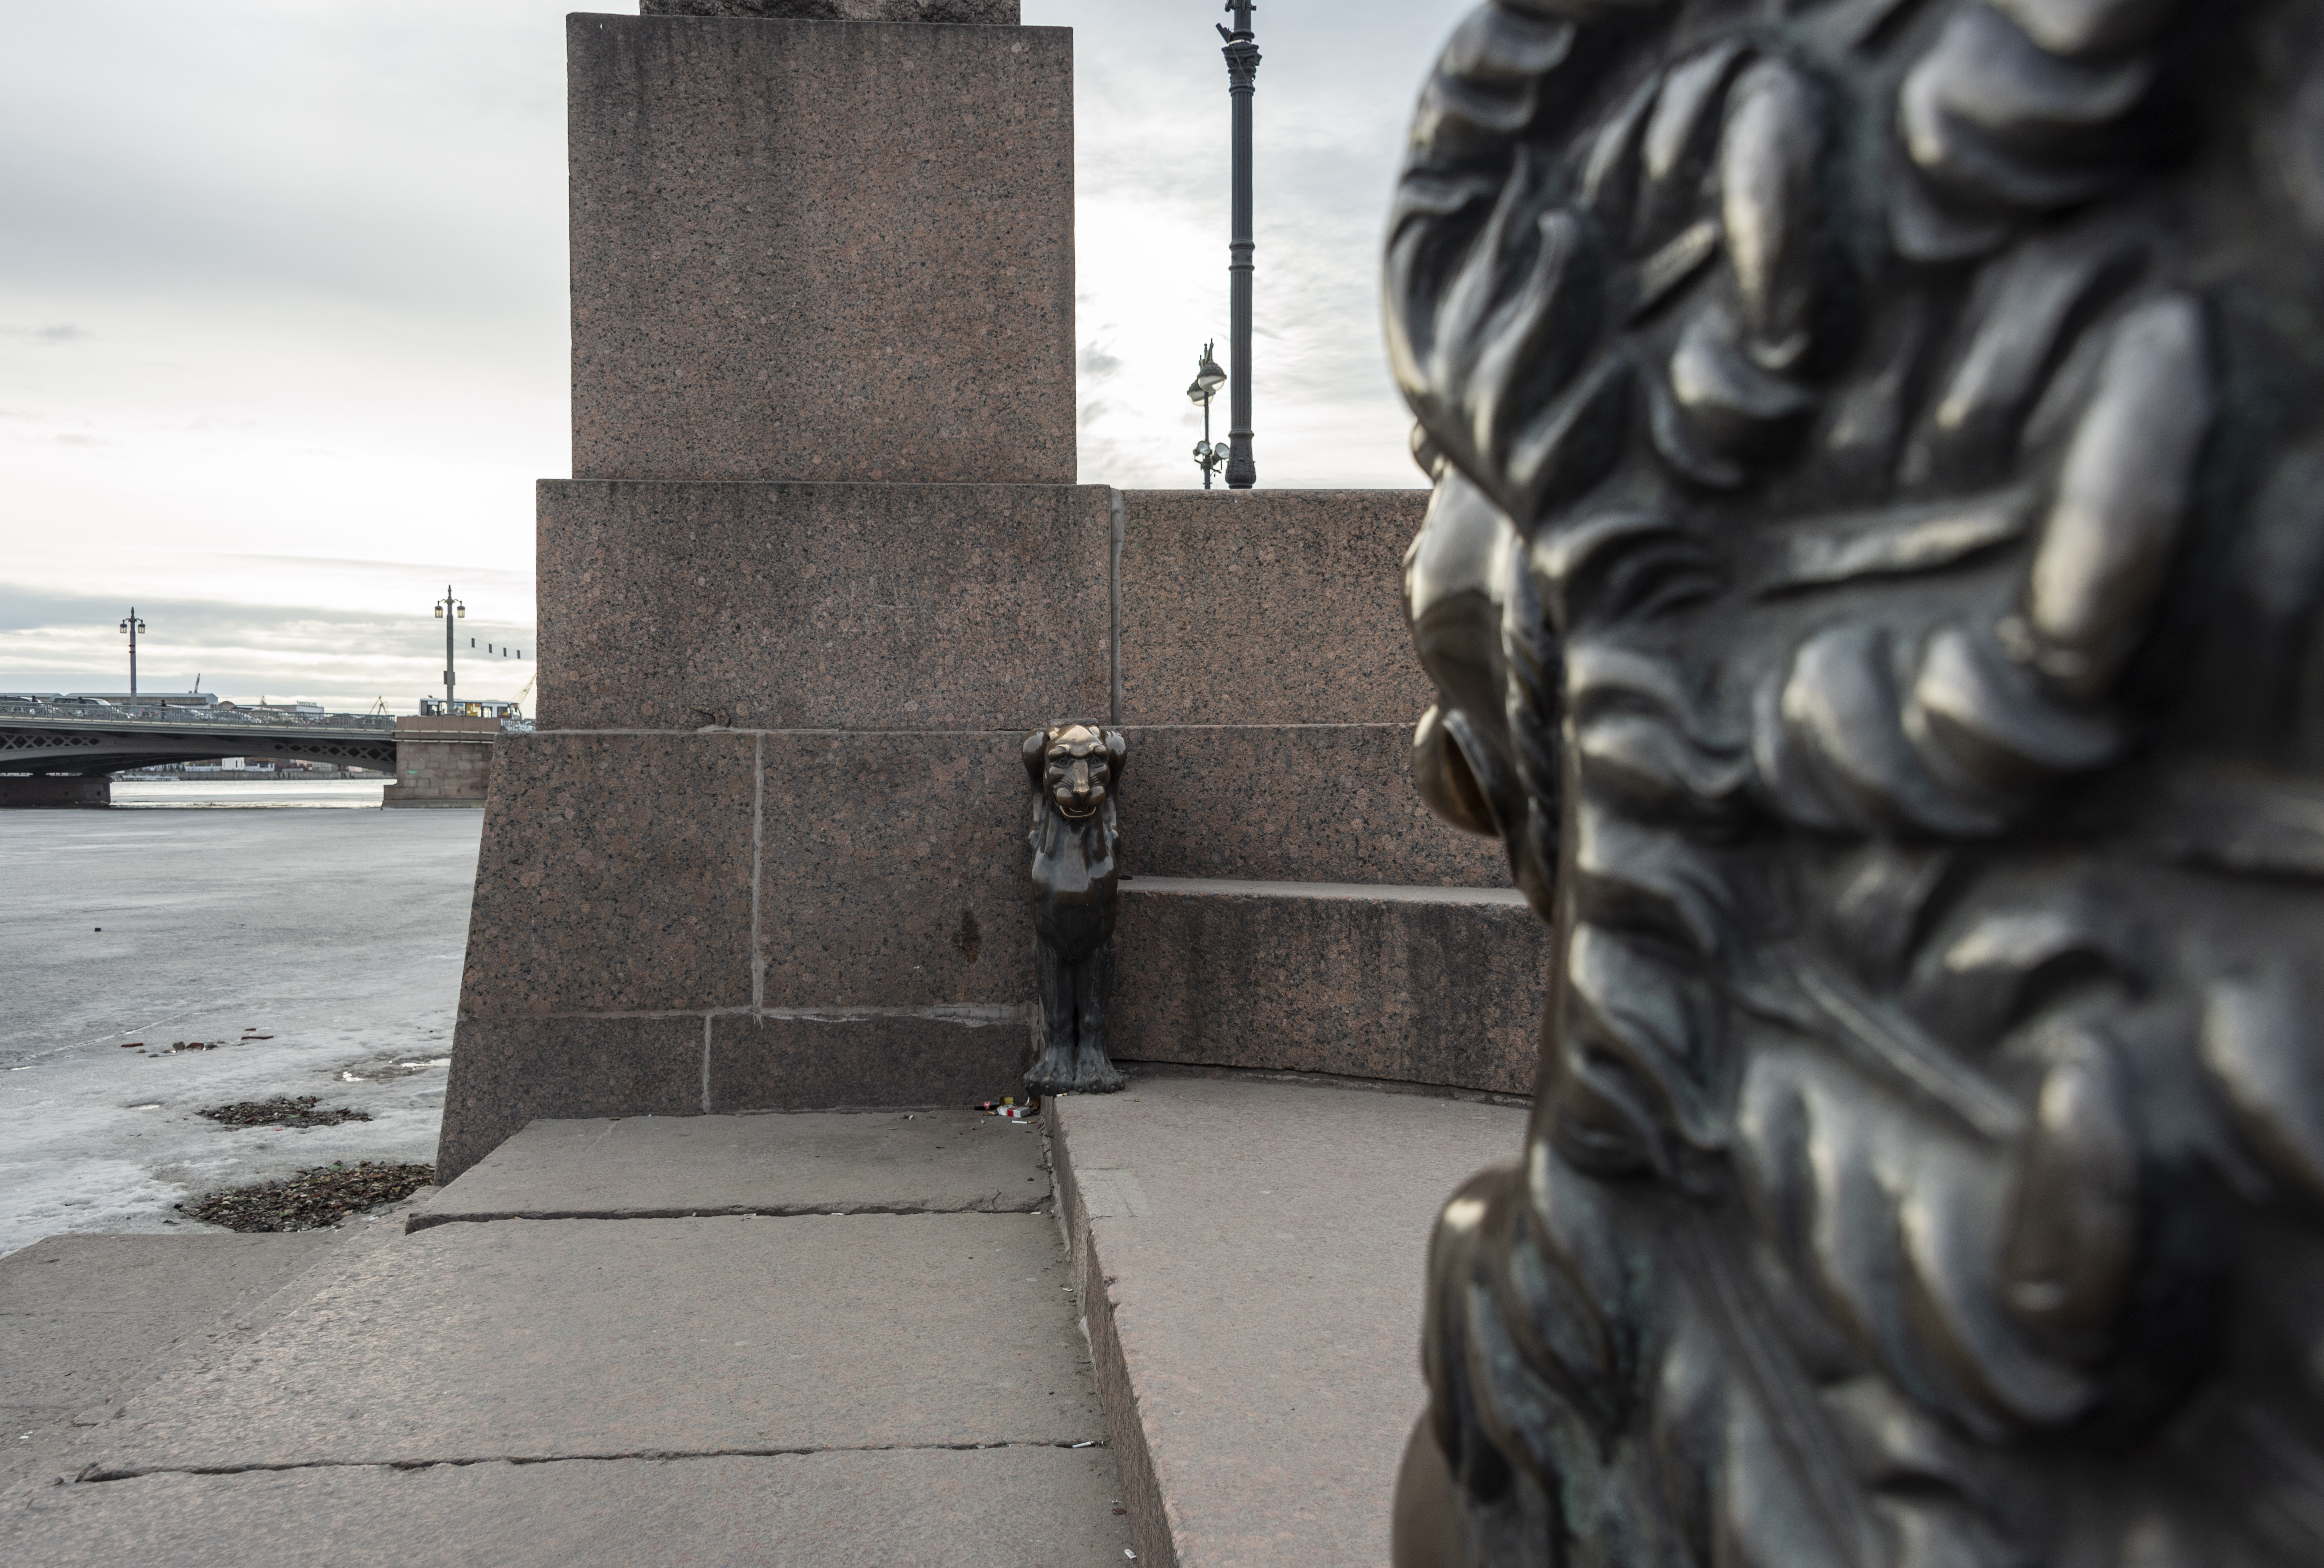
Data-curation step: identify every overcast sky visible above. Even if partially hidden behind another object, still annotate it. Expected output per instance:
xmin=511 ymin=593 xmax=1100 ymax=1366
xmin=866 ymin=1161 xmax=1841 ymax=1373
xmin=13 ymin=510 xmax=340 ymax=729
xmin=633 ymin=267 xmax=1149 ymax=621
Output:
xmin=0 ymin=0 xmax=1464 ymax=709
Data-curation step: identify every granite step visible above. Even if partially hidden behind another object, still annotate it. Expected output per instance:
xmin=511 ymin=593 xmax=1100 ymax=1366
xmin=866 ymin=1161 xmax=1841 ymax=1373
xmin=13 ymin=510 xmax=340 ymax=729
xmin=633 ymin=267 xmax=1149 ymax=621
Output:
xmin=1049 ymin=1072 xmax=1531 ymax=1568
xmin=1113 ymin=876 xmax=1553 ymax=1099
xmin=2 ymin=1113 xmax=1133 ymax=1566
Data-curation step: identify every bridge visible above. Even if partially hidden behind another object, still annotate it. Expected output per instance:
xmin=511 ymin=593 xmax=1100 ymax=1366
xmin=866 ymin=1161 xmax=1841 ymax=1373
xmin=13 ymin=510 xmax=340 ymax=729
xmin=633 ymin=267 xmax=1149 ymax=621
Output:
xmin=0 ymin=701 xmax=401 ymax=806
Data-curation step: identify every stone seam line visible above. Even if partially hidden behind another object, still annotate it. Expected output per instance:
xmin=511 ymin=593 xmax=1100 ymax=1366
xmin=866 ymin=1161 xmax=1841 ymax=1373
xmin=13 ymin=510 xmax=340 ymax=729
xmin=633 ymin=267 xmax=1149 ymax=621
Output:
xmin=751 ymin=731 xmax=766 ymax=1020
xmin=72 ymin=1438 xmax=1113 ymax=1486
xmin=450 ymin=1009 xmax=1037 ymax=1023
xmin=1109 ymin=487 xmax=1125 ymax=727
xmin=404 ymin=1202 xmax=1050 ymax=1233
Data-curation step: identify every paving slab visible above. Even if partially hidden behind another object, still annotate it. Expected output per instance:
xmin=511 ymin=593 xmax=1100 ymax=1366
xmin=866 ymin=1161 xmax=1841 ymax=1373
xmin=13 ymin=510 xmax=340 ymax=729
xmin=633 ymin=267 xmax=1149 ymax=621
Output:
xmin=75 ymin=1212 xmax=1097 ymax=1475
xmin=1 ymin=1448 xmax=1131 ymax=1568
xmin=1 ymin=1234 xmax=341 ymax=1493
xmin=1052 ymin=1074 xmax=1530 ymax=1568
xmin=419 ymin=1111 xmax=1047 ymax=1229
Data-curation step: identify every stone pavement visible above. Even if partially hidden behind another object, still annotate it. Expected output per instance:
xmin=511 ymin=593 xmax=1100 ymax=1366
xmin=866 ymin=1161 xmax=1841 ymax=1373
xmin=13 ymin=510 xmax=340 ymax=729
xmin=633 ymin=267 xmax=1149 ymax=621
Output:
xmin=2 ymin=1075 xmax=1528 ymax=1566
xmin=2 ymin=1109 xmax=1130 ymax=1566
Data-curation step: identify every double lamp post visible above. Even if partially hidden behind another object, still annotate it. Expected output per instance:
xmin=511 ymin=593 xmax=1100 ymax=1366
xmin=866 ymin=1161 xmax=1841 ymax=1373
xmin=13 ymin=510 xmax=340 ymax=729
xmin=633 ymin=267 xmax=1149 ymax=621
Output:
xmin=1189 ymin=1 xmax=1259 ymax=491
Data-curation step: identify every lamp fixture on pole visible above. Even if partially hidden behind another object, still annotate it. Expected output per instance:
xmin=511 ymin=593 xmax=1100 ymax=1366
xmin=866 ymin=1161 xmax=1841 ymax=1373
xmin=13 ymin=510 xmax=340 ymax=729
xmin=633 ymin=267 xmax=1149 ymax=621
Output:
xmin=1188 ymin=341 xmax=1228 ymax=489
xmin=1216 ymin=0 xmax=1260 ymax=489
xmin=118 ymin=608 xmax=146 ymax=696
xmin=433 ymin=586 xmax=465 ymax=706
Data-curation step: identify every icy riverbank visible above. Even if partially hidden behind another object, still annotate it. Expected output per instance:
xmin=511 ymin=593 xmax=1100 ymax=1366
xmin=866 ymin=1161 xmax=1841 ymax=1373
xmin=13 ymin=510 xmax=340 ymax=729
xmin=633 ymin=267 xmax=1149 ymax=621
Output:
xmin=0 ymin=801 xmax=479 ymax=1256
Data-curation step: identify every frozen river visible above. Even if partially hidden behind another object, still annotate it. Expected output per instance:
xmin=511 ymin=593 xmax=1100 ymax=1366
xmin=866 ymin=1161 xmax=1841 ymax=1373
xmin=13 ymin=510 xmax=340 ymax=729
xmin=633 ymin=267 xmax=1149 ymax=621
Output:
xmin=0 ymin=784 xmax=481 ymax=1257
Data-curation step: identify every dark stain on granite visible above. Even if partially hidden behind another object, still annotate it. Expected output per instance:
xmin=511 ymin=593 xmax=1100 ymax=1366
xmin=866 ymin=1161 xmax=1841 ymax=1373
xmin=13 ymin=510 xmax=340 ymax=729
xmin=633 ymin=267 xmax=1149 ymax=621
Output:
xmin=568 ymin=16 xmax=1073 ymax=484
xmin=710 ymin=1012 xmax=1034 ymax=1112
xmin=536 ymin=482 xmax=1111 ymax=732
xmin=1117 ymin=490 xmax=1435 ymax=727
xmin=757 ymin=732 xmax=1039 ymax=1009
xmin=1120 ymin=724 xmax=1509 ymax=887
xmin=439 ymin=1015 xmax=705 ymax=1185
xmin=459 ymin=733 xmax=755 ymax=1016
xmin=1110 ymin=887 xmax=1551 ymax=1096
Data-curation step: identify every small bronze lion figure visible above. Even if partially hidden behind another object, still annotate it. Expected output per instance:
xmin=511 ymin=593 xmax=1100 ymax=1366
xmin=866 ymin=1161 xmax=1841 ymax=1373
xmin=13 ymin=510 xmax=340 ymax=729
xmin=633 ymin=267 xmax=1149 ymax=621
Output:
xmin=1022 ymin=723 xmax=1128 ymax=1097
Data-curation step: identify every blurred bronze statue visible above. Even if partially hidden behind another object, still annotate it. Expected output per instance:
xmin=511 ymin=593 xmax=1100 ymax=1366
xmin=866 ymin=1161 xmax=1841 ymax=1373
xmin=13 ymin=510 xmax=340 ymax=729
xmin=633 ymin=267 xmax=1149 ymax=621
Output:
xmin=1024 ymin=724 xmax=1129 ymax=1097
xmin=1384 ymin=1 xmax=2324 ymax=1563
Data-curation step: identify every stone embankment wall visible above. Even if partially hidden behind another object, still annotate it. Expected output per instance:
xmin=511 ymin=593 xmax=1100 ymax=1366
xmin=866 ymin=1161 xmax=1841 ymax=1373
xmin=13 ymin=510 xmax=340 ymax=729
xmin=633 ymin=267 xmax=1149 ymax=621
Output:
xmin=384 ymin=716 xmax=498 ymax=809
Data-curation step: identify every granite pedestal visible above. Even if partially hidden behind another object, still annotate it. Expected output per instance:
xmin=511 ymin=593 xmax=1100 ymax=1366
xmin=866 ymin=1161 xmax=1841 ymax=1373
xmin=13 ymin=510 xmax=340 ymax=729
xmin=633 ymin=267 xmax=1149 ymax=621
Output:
xmin=440 ymin=5 xmax=1523 ymax=1183
xmin=568 ymin=13 xmax=1072 ymax=486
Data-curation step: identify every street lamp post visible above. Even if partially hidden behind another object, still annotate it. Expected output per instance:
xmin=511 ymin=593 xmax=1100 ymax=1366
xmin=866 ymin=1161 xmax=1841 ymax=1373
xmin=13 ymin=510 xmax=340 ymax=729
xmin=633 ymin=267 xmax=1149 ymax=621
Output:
xmin=433 ymin=586 xmax=465 ymax=707
xmin=1187 ymin=341 xmax=1229 ymax=488
xmin=1217 ymin=0 xmax=1260 ymax=490
xmin=118 ymin=609 xmax=146 ymax=695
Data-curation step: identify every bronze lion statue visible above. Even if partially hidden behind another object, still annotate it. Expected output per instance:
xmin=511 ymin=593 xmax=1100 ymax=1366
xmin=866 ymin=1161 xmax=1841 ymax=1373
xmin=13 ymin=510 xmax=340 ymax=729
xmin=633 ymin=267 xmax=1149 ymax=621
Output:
xmin=1023 ymin=723 xmax=1129 ymax=1097
xmin=1384 ymin=0 xmax=2324 ymax=1563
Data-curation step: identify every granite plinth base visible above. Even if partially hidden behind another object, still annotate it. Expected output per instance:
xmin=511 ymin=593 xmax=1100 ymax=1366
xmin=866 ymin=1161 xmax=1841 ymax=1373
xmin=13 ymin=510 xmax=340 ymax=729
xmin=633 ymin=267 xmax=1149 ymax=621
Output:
xmin=568 ymin=16 xmax=1073 ymax=484
xmin=443 ymin=729 xmax=1048 ymax=1180
xmin=441 ymin=1016 xmax=707 ymax=1183
xmin=1117 ymin=489 xmax=1432 ymax=726
xmin=1122 ymin=724 xmax=1507 ymax=887
xmin=1110 ymin=878 xmax=1551 ymax=1097
xmin=442 ymin=1014 xmax=1038 ymax=1186
xmin=536 ymin=481 xmax=1111 ymax=731
xmin=0 ymin=776 xmax=109 ymax=808
xmin=710 ymin=1011 xmax=1033 ymax=1115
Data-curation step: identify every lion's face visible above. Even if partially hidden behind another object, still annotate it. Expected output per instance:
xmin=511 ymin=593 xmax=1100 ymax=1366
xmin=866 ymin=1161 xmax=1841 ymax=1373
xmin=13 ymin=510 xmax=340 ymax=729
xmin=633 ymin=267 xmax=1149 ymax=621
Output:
xmin=1044 ymin=725 xmax=1112 ymax=819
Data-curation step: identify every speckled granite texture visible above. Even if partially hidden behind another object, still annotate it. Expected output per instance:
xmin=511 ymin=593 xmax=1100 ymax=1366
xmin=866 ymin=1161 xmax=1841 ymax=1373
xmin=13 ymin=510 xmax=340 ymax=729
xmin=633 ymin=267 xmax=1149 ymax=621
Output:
xmin=710 ymin=1012 xmax=1034 ymax=1112
xmin=757 ymin=731 xmax=1033 ymax=1007
xmin=441 ymin=1016 xmax=706 ymax=1184
xmin=1110 ymin=880 xmax=1551 ymax=1096
xmin=442 ymin=730 xmax=1042 ymax=1179
xmin=1117 ymin=489 xmax=1433 ymax=725
xmin=641 ymin=0 xmax=1020 ymax=19
xmin=1121 ymin=724 xmax=1509 ymax=887
xmin=569 ymin=16 xmax=1072 ymax=483
xmin=536 ymin=481 xmax=1110 ymax=732
xmin=458 ymin=733 xmax=756 ymax=1017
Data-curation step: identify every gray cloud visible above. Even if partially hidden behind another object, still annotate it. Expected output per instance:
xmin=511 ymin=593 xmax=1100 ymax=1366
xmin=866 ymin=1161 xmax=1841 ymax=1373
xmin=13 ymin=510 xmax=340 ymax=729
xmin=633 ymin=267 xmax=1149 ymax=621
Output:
xmin=0 ymin=324 xmax=89 ymax=344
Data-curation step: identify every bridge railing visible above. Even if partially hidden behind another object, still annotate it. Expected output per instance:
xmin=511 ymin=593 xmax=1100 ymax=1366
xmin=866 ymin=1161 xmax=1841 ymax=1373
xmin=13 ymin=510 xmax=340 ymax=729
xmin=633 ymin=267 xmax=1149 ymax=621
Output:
xmin=0 ymin=699 xmax=400 ymax=731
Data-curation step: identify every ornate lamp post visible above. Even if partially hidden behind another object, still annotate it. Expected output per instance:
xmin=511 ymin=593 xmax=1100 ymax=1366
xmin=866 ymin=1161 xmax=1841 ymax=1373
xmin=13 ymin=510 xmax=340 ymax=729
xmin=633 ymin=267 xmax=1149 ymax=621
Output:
xmin=118 ymin=608 xmax=146 ymax=695
xmin=1216 ymin=0 xmax=1260 ymax=489
xmin=433 ymin=586 xmax=465 ymax=708
xmin=1187 ymin=341 xmax=1229 ymax=488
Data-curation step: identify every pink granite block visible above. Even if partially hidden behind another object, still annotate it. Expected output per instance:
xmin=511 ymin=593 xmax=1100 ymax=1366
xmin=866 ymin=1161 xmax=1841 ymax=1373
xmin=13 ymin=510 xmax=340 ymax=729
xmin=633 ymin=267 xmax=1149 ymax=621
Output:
xmin=535 ymin=481 xmax=1111 ymax=732
xmin=1117 ymin=489 xmax=1434 ymax=726
xmin=457 ymin=733 xmax=755 ymax=1017
xmin=567 ymin=15 xmax=1074 ymax=483
xmin=756 ymin=731 xmax=1036 ymax=1009
xmin=710 ymin=1012 xmax=1035 ymax=1112
xmin=1121 ymin=724 xmax=1508 ymax=887
xmin=1110 ymin=880 xmax=1551 ymax=1096
xmin=439 ymin=1015 xmax=706 ymax=1184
